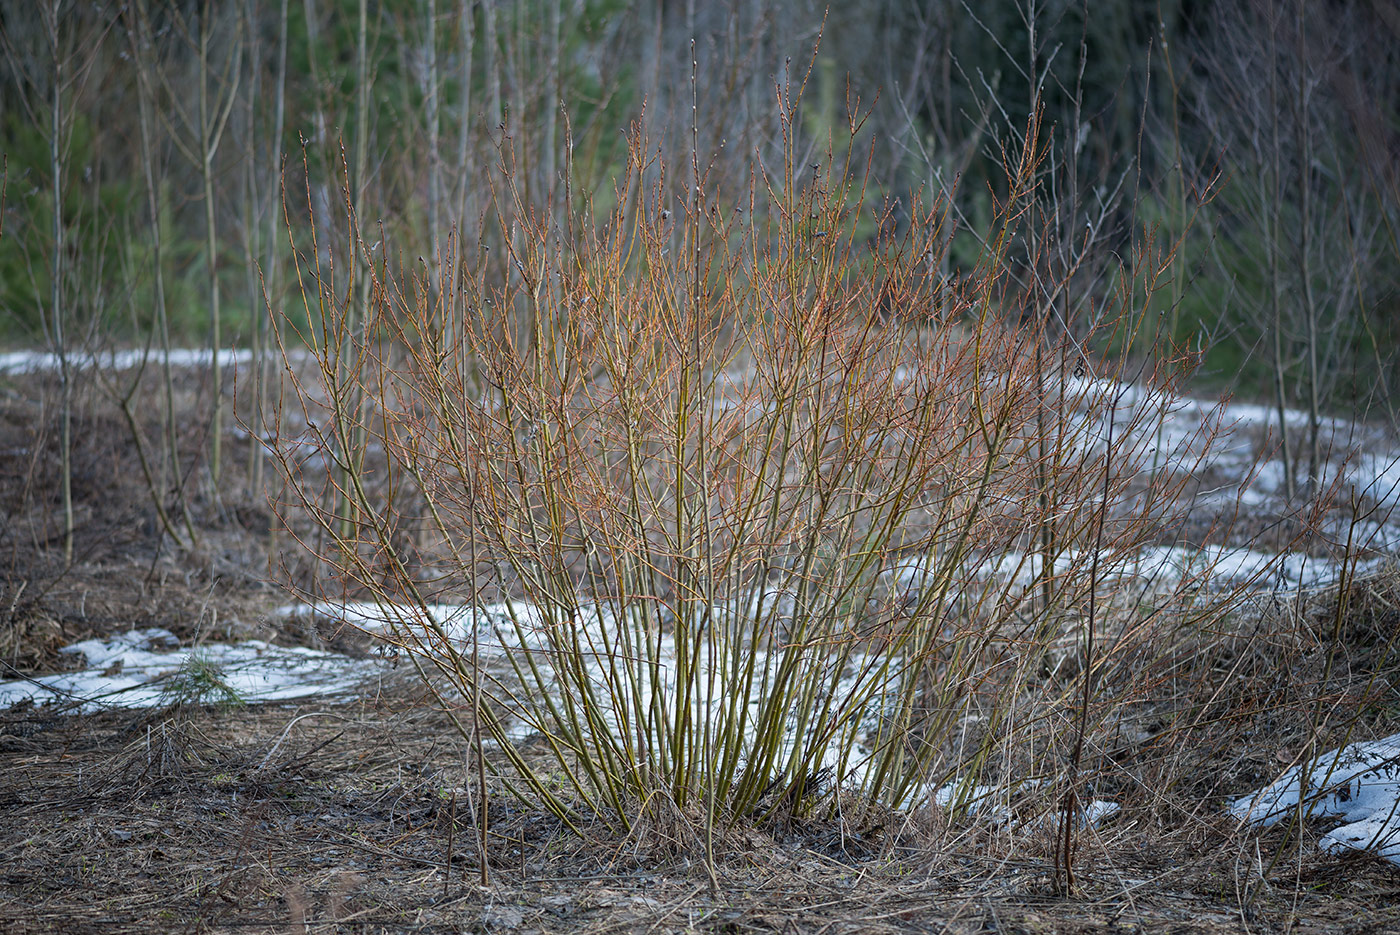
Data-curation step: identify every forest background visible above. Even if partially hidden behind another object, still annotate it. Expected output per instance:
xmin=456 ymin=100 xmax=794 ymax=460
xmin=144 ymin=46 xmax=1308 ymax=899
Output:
xmin=2 ymin=0 xmax=1398 ymax=423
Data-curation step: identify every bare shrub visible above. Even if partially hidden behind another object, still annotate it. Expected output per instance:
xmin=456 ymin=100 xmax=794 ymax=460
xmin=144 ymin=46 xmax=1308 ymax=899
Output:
xmin=269 ymin=90 xmax=1265 ymax=890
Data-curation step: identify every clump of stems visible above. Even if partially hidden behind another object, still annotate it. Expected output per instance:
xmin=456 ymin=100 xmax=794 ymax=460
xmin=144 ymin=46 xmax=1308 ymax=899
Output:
xmin=271 ymin=98 xmax=1247 ymax=850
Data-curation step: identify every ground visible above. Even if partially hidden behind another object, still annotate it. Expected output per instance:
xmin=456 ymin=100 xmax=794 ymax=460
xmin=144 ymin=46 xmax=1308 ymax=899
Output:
xmin=4 ymin=362 xmax=1400 ymax=933
xmin=6 ymin=686 xmax=1400 ymax=934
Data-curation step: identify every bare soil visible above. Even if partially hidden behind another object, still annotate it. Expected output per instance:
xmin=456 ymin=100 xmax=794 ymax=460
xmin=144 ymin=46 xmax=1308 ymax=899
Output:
xmin=6 ymin=685 xmax=1400 ymax=935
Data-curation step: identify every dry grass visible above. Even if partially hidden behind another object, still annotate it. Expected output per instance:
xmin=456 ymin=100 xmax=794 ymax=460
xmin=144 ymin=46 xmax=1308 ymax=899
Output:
xmin=3 ymin=673 xmax=1400 ymax=935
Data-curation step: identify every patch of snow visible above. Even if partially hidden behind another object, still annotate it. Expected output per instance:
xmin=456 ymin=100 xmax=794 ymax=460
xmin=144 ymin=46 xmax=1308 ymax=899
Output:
xmin=1322 ymin=517 xmax=1400 ymax=555
xmin=1353 ymin=452 xmax=1400 ymax=513
xmin=0 ymin=600 xmax=1117 ymax=829
xmin=929 ymin=780 xmax=1119 ymax=829
xmin=0 ymin=627 xmax=375 ymax=713
xmin=1244 ymin=460 xmax=1288 ymax=496
xmin=1064 ymin=377 xmax=1400 ymax=538
xmin=1231 ymin=733 xmax=1400 ymax=865
xmin=1130 ymin=545 xmax=1384 ymax=592
xmin=289 ymin=597 xmax=1120 ymax=825
xmin=890 ymin=542 xmax=1378 ymax=598
xmin=0 ymin=347 xmax=267 ymax=376
xmin=973 ymin=549 xmax=1087 ymax=586
xmin=1223 ymin=401 xmax=1355 ymax=436
xmin=1082 ymin=798 xmax=1123 ymax=826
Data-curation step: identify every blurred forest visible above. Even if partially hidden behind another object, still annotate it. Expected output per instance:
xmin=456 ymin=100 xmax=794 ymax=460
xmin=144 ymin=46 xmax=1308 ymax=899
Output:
xmin=1 ymin=0 xmax=1397 ymax=415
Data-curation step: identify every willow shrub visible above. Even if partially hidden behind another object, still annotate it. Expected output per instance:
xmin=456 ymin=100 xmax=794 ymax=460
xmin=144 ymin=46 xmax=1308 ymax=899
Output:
xmin=270 ymin=107 xmax=1244 ymax=845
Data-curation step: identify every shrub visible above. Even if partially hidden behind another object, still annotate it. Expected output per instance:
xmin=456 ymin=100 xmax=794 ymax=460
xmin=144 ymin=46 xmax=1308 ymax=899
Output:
xmin=270 ymin=99 xmax=1251 ymax=873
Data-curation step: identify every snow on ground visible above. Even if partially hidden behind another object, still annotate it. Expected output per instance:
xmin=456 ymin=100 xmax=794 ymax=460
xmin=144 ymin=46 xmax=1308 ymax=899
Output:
xmin=0 ymin=347 xmax=263 ymax=376
xmin=931 ymin=779 xmax=1120 ymax=828
xmin=1231 ymin=734 xmax=1400 ymax=866
xmin=283 ymin=598 xmax=1121 ymax=821
xmin=1066 ymin=375 xmax=1400 ymax=510
xmin=0 ymin=595 xmax=1119 ymax=819
xmin=1354 ymin=451 xmax=1400 ymax=514
xmin=5 ymin=351 xmax=1400 ymax=830
xmin=882 ymin=543 xmax=1389 ymax=599
xmin=0 ymin=627 xmax=375 ymax=714
xmin=281 ymin=596 xmax=868 ymax=760
xmin=1132 ymin=545 xmax=1389 ymax=591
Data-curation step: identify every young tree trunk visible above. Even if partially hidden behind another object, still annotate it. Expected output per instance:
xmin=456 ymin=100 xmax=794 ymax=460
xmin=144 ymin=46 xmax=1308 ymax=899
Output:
xmin=129 ymin=0 xmax=198 ymax=546
xmin=250 ymin=0 xmax=290 ymax=494
xmin=543 ymin=0 xmax=561 ymax=214
xmin=482 ymin=0 xmax=502 ymax=139
xmin=1291 ymin=0 xmax=1323 ymax=497
xmin=335 ymin=0 xmax=372 ymax=545
xmin=1265 ymin=9 xmax=1295 ymax=503
xmin=45 ymin=0 xmax=73 ymax=562
xmin=425 ymin=0 xmax=441 ymax=294
xmin=199 ymin=6 xmax=222 ymax=483
xmin=452 ymin=0 xmax=475 ymax=239
xmin=193 ymin=1 xmax=242 ymax=485
xmin=452 ymin=0 xmax=476 ymax=336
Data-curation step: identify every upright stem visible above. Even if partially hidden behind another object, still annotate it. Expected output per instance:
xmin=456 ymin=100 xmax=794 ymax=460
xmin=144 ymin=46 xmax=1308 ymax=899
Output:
xmin=47 ymin=0 xmax=73 ymax=562
xmin=453 ymin=0 xmax=476 ymax=227
xmin=199 ymin=2 xmax=224 ymax=484
xmin=688 ymin=40 xmax=720 ymax=894
xmin=240 ymin=0 xmax=261 ymax=486
xmin=353 ymin=0 xmax=369 ymax=217
xmin=543 ymin=0 xmax=561 ymax=214
xmin=1292 ymin=0 xmax=1321 ymax=496
xmin=425 ymin=0 xmax=441 ymax=297
xmin=482 ymin=0 xmax=501 ymax=135
xmin=132 ymin=0 xmax=192 ymax=542
xmin=1266 ymin=8 xmax=1295 ymax=501
xmin=253 ymin=0 xmax=290 ymax=495
xmin=336 ymin=0 xmax=371 ymax=544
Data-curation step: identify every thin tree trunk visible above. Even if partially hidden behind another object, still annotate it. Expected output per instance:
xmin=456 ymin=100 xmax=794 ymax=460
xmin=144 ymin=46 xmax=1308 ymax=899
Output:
xmin=46 ymin=0 xmax=73 ymax=562
xmin=130 ymin=0 xmax=198 ymax=546
xmin=1266 ymin=9 xmax=1295 ymax=502
xmin=194 ymin=2 xmax=241 ymax=486
xmin=199 ymin=4 xmax=223 ymax=484
xmin=503 ymin=1 xmax=528 ymax=209
xmin=354 ymin=0 xmax=369 ymax=219
xmin=451 ymin=0 xmax=475 ymax=333
xmin=543 ymin=0 xmax=561 ymax=214
xmin=253 ymin=0 xmax=290 ymax=495
xmin=426 ymin=0 xmax=441 ymax=292
xmin=240 ymin=0 xmax=262 ymax=488
xmin=336 ymin=0 xmax=371 ymax=544
xmin=1292 ymin=0 xmax=1322 ymax=496
xmin=483 ymin=0 xmax=501 ymax=137
xmin=453 ymin=0 xmax=475 ymax=237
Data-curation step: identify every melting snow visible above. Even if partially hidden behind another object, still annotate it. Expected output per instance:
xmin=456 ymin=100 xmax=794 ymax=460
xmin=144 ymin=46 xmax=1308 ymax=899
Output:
xmin=930 ymin=780 xmax=1120 ymax=829
xmin=1231 ymin=734 xmax=1400 ymax=865
xmin=284 ymin=598 xmax=1122 ymax=824
xmin=0 ymin=627 xmax=374 ymax=713
xmin=1354 ymin=452 xmax=1400 ymax=513
xmin=0 ymin=347 xmax=263 ymax=376
xmin=881 ymin=543 xmax=1382 ymax=601
xmin=284 ymin=597 xmax=878 ymax=761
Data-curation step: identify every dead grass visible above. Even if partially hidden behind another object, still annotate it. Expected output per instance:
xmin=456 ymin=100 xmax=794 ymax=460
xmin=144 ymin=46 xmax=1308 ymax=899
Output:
xmin=3 ymin=680 xmax=1400 ymax=935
